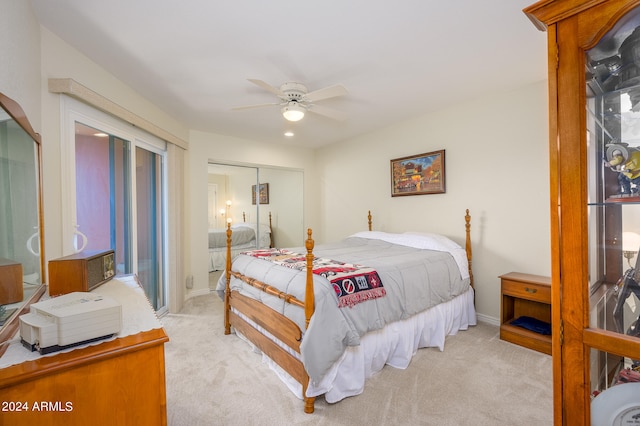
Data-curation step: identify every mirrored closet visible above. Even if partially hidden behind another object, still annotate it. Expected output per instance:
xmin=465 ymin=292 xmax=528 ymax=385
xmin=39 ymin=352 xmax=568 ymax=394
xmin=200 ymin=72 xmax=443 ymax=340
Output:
xmin=207 ymin=162 xmax=303 ymax=272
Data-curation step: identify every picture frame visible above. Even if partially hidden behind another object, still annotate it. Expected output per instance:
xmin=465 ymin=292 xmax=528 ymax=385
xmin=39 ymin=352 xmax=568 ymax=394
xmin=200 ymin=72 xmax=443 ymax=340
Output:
xmin=252 ymin=183 xmax=269 ymax=204
xmin=390 ymin=150 xmax=445 ymax=197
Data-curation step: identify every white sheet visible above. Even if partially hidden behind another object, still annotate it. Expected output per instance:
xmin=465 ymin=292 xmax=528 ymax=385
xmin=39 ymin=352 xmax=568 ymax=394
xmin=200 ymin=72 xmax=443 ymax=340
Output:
xmin=349 ymin=231 xmax=470 ymax=280
xmin=237 ymin=287 xmax=476 ymax=404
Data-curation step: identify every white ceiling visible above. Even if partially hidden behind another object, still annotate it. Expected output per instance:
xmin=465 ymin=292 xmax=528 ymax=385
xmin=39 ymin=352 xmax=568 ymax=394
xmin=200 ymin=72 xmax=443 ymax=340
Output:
xmin=31 ymin=0 xmax=548 ymax=149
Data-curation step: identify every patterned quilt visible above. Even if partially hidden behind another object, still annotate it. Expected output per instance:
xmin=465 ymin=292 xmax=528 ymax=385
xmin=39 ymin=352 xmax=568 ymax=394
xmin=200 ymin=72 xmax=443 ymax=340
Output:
xmin=241 ymin=248 xmax=386 ymax=307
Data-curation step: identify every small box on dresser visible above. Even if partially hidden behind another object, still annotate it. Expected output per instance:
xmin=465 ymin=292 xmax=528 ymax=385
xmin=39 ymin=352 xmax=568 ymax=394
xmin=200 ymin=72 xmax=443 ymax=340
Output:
xmin=499 ymin=272 xmax=552 ymax=355
xmin=48 ymin=249 xmax=116 ymax=296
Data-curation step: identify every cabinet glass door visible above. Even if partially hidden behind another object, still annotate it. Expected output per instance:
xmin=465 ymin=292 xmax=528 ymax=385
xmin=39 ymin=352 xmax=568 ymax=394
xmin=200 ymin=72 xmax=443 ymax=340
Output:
xmin=586 ymin=7 xmax=640 ymax=421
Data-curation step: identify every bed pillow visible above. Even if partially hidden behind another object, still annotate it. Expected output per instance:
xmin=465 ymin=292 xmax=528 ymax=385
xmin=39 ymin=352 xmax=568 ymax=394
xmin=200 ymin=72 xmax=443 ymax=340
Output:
xmin=349 ymin=231 xmax=461 ymax=251
xmin=402 ymin=231 xmax=462 ymax=251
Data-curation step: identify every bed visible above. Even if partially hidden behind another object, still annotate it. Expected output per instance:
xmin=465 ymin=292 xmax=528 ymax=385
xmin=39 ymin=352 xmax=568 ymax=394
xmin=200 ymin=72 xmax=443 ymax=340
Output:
xmin=216 ymin=210 xmax=475 ymax=413
xmin=208 ymin=212 xmax=273 ymax=271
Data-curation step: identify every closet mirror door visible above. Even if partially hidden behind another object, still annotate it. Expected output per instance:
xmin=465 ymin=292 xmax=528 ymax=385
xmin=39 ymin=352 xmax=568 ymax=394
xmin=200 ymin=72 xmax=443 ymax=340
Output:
xmin=207 ymin=163 xmax=303 ymax=272
xmin=256 ymin=166 xmax=303 ymax=248
xmin=207 ymin=163 xmax=260 ymax=273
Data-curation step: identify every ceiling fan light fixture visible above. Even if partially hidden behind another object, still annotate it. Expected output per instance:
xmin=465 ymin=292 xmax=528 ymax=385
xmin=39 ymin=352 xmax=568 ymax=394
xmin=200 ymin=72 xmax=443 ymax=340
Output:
xmin=282 ymin=102 xmax=305 ymax=122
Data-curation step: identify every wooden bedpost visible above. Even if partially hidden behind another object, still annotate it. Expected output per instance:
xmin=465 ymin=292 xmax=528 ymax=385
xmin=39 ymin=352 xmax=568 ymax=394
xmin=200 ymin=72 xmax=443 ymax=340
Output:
xmin=224 ymin=222 xmax=232 ymax=335
xmin=368 ymin=210 xmax=372 ymax=231
xmin=303 ymin=228 xmax=316 ymax=413
xmin=464 ymin=209 xmax=473 ymax=288
xmin=269 ymin=212 xmax=274 ymax=248
xmin=304 ymin=228 xmax=315 ymax=330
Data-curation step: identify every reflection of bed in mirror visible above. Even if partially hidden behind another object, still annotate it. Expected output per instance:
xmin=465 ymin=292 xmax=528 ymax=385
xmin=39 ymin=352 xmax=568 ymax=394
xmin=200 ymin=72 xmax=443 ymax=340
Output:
xmin=209 ymin=212 xmax=273 ymax=271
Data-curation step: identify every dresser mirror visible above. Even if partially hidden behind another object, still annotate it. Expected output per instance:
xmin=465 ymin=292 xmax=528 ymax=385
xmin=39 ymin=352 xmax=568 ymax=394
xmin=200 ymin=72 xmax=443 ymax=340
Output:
xmin=0 ymin=92 xmax=46 ymax=351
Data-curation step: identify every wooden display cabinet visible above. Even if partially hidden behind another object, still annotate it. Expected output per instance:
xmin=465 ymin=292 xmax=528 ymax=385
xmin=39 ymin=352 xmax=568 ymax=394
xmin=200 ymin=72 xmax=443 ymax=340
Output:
xmin=525 ymin=1 xmax=640 ymax=423
xmin=500 ymin=272 xmax=552 ymax=355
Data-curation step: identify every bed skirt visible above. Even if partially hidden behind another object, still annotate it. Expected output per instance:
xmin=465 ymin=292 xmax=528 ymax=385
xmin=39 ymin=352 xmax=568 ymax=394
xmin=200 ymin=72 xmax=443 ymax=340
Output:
xmin=235 ymin=286 xmax=476 ymax=404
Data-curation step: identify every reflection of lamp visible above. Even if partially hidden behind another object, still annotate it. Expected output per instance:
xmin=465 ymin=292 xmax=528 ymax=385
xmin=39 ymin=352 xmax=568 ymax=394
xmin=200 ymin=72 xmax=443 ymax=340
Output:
xmin=623 ymin=231 xmax=640 ymax=267
xmin=219 ymin=200 xmax=232 ymax=227
xmin=282 ymin=102 xmax=305 ymax=122
xmin=225 ymin=200 xmax=232 ymax=224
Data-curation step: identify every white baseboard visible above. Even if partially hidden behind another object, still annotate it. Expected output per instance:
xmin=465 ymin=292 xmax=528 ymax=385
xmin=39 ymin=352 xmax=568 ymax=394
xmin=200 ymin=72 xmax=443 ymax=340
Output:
xmin=185 ymin=288 xmax=210 ymax=299
xmin=476 ymin=312 xmax=499 ymax=326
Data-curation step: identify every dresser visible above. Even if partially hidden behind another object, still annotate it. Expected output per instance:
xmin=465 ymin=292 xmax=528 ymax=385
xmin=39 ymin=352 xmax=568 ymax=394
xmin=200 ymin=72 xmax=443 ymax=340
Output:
xmin=0 ymin=276 xmax=169 ymax=425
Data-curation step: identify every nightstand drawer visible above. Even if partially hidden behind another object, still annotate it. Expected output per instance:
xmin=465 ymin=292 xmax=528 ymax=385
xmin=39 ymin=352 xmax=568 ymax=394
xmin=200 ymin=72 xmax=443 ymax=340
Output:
xmin=501 ymin=278 xmax=550 ymax=303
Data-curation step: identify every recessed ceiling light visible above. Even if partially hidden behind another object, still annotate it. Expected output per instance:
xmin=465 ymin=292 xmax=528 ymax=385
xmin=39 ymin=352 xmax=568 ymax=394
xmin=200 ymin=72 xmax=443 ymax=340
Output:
xmin=93 ymin=132 xmax=109 ymax=137
xmin=284 ymin=131 xmax=294 ymax=137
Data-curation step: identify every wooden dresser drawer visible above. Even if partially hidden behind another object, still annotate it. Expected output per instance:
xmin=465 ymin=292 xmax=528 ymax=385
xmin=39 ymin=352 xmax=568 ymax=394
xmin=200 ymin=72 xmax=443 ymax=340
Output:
xmin=501 ymin=275 xmax=551 ymax=303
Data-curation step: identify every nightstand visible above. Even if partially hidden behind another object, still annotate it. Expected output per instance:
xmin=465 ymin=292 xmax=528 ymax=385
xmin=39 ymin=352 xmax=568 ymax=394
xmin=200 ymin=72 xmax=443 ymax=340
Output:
xmin=499 ymin=272 xmax=552 ymax=355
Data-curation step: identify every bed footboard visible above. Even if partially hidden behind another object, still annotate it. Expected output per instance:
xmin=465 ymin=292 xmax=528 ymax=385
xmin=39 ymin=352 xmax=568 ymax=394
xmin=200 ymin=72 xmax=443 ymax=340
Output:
xmin=224 ymin=224 xmax=317 ymax=413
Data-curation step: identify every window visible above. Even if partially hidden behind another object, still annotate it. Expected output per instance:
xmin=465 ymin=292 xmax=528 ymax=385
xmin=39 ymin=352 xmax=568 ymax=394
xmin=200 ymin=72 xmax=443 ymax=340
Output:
xmin=61 ymin=97 xmax=168 ymax=312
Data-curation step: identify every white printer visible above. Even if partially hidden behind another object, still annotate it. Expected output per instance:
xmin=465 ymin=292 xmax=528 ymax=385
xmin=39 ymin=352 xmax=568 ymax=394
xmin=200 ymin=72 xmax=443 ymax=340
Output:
xmin=19 ymin=292 xmax=122 ymax=354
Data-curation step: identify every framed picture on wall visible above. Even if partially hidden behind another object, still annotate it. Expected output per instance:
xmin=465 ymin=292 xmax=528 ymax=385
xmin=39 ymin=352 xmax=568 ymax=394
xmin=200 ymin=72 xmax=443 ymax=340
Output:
xmin=390 ymin=150 xmax=445 ymax=196
xmin=252 ymin=183 xmax=269 ymax=204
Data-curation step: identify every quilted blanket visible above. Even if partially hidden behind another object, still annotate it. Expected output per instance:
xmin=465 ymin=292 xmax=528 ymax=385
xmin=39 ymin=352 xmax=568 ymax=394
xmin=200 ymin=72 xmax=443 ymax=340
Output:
xmin=241 ymin=248 xmax=386 ymax=307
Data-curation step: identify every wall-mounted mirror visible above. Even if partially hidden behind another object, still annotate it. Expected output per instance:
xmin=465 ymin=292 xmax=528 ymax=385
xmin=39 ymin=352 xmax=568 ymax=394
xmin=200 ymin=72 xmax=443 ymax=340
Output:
xmin=0 ymin=92 xmax=46 ymax=353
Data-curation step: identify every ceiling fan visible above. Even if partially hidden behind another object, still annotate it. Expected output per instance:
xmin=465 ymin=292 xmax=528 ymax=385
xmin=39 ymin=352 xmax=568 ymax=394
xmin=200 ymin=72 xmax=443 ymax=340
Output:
xmin=232 ymin=79 xmax=348 ymax=122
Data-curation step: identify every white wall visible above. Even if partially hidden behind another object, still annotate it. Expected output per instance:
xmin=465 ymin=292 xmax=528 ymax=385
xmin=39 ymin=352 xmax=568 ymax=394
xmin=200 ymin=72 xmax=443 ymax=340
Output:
xmin=187 ymin=130 xmax=319 ymax=297
xmin=0 ymin=1 xmax=41 ymax=126
xmin=316 ymin=81 xmax=550 ymax=323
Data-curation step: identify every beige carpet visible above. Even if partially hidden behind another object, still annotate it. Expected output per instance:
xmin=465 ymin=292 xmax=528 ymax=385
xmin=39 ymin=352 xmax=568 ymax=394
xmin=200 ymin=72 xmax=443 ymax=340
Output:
xmin=161 ymin=286 xmax=553 ymax=426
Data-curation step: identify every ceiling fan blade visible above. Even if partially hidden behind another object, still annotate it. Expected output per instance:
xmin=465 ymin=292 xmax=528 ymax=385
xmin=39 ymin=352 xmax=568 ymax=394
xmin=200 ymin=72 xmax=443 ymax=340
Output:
xmin=304 ymin=84 xmax=347 ymax=102
xmin=307 ymin=104 xmax=347 ymax=121
xmin=231 ymin=102 xmax=279 ymax=111
xmin=247 ymin=79 xmax=285 ymax=97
